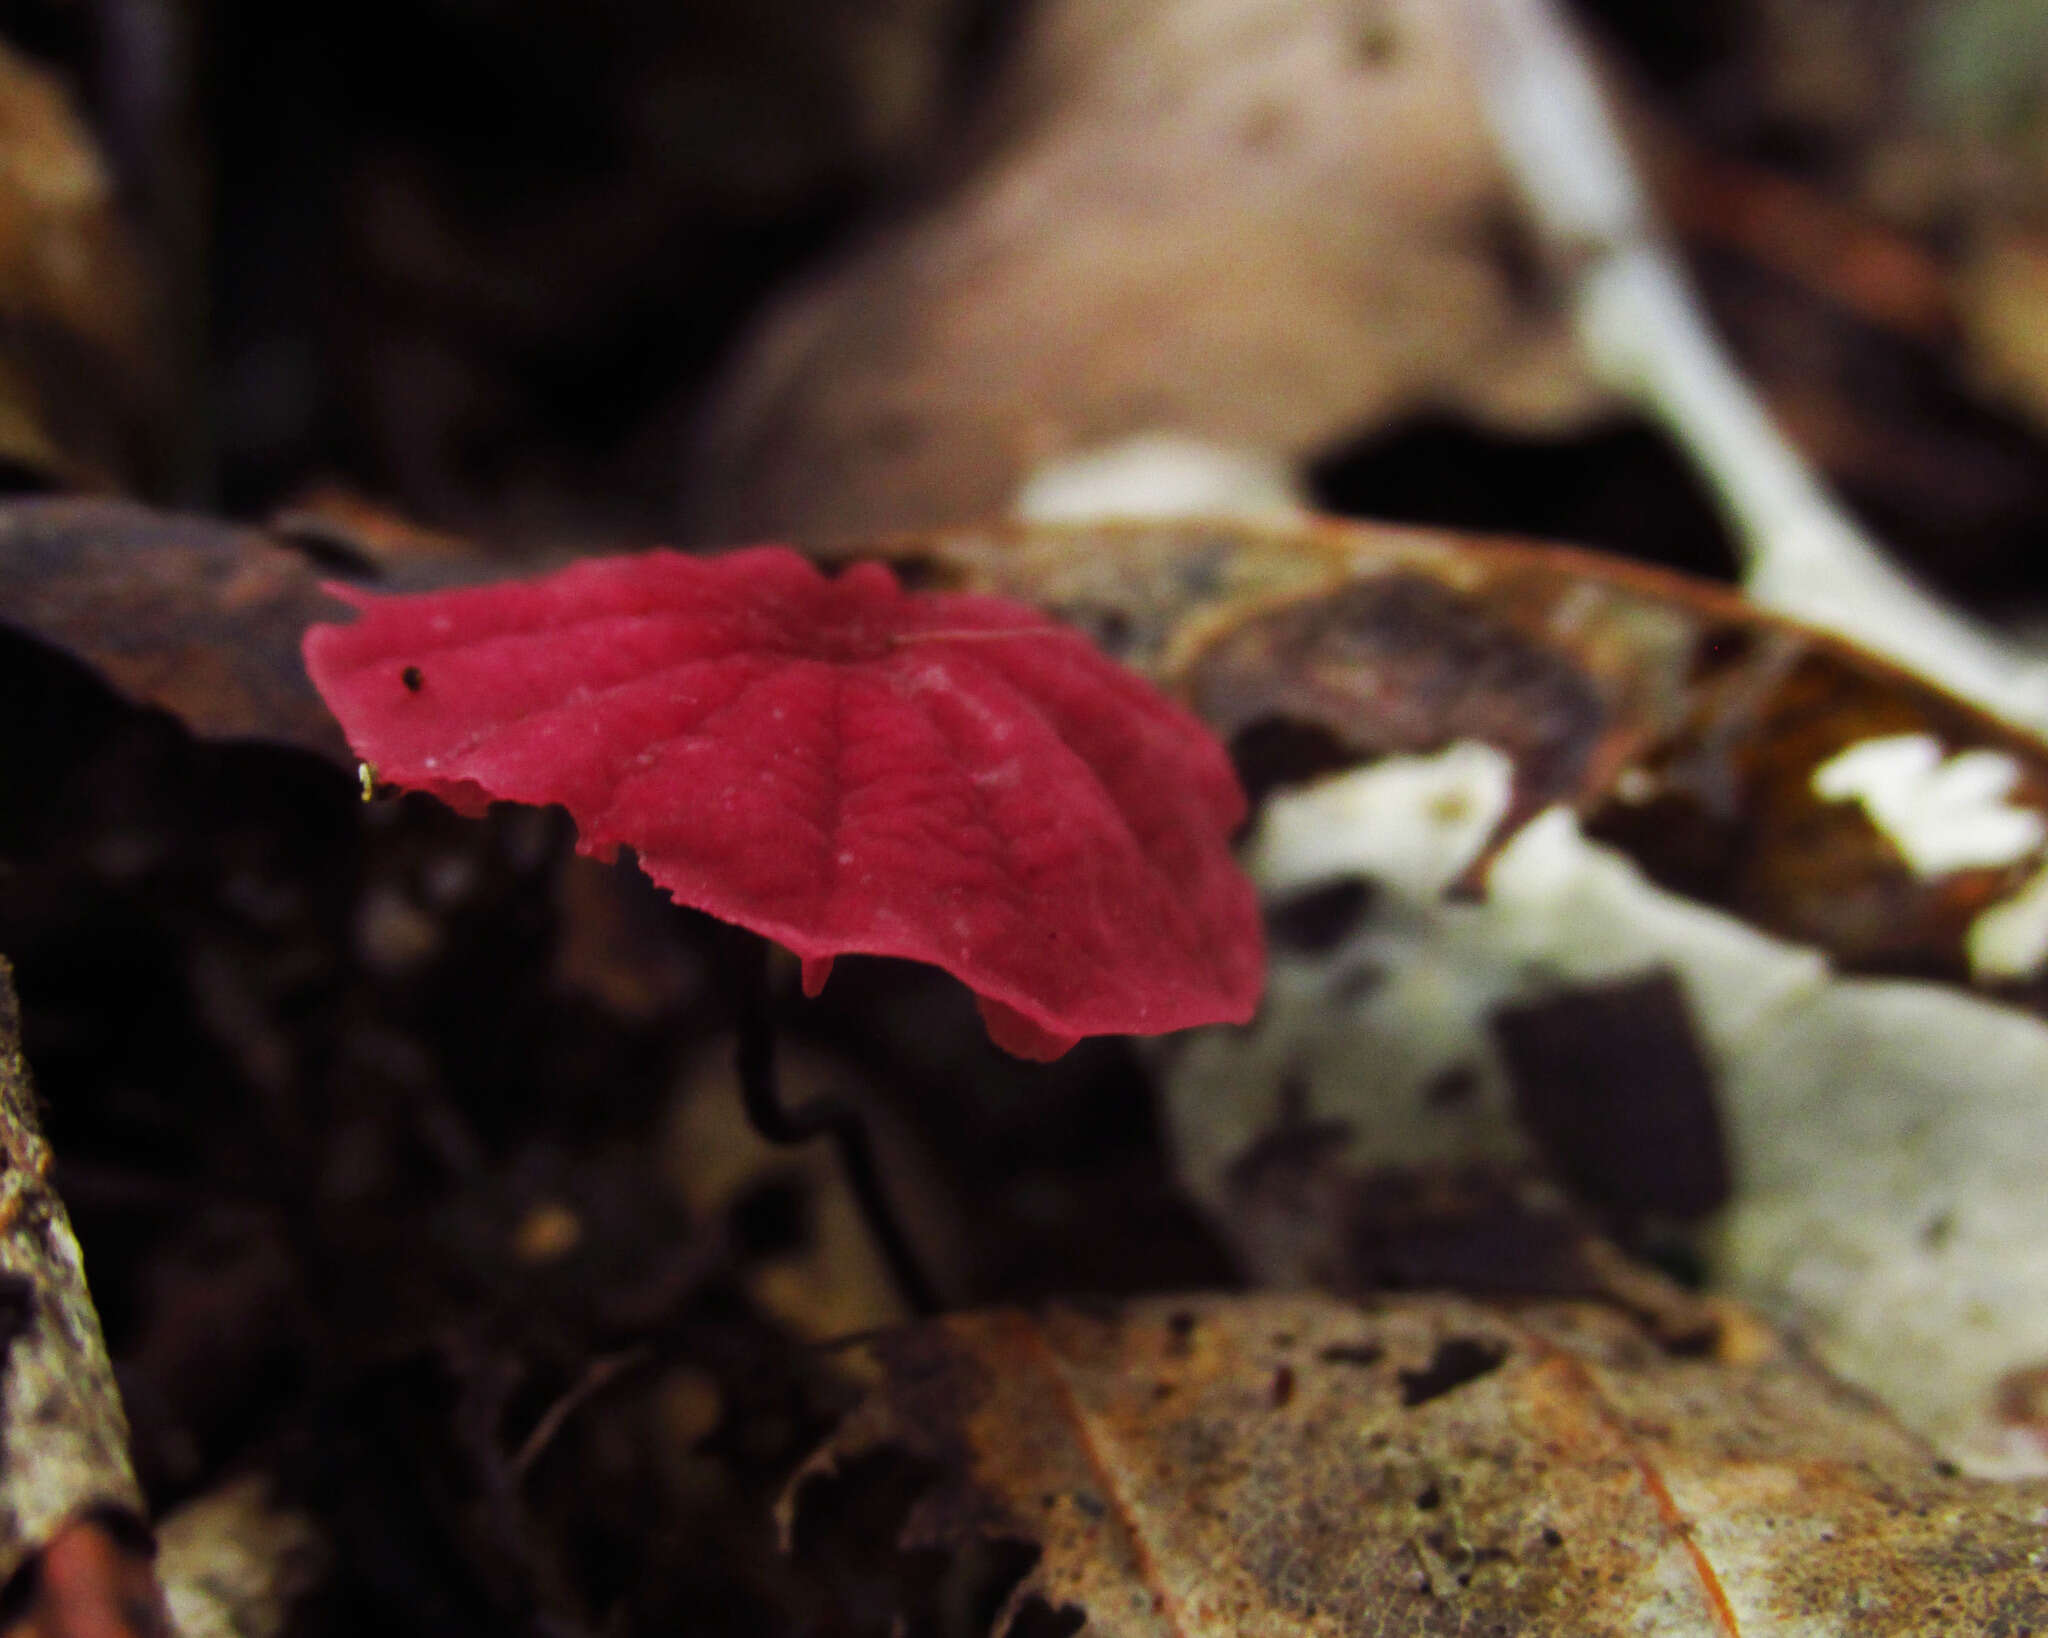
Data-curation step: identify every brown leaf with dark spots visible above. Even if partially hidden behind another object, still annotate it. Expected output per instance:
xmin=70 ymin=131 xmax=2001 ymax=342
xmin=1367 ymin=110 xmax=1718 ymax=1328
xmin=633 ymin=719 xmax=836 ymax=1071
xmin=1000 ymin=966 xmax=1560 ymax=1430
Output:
xmin=786 ymin=1294 xmax=2048 ymax=1636
xmin=267 ymin=486 xmax=498 ymax=573
xmin=150 ymin=1477 xmax=327 ymax=1638
xmin=0 ymin=499 xmax=350 ymax=758
xmin=0 ymin=498 xmax=511 ymax=762
xmin=0 ymin=959 xmax=151 ymax=1592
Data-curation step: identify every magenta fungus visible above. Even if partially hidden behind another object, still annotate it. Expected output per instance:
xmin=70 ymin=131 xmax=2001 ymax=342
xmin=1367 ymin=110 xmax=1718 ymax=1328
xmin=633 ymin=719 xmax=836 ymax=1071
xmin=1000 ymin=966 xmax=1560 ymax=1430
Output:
xmin=304 ymin=545 xmax=1266 ymax=1307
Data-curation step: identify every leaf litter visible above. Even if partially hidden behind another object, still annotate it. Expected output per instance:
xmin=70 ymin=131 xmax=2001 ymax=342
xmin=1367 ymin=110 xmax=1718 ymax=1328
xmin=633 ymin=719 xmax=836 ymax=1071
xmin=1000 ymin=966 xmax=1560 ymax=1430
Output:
xmin=19 ymin=0 xmax=2048 ymax=1630
xmin=789 ymin=1292 xmax=2048 ymax=1637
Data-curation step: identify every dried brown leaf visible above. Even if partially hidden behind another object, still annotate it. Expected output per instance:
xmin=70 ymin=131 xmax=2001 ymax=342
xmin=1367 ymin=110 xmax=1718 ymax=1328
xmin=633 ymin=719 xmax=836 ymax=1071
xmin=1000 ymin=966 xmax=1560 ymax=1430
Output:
xmin=0 ymin=958 xmax=151 ymax=1589
xmin=154 ymin=1478 xmax=326 ymax=1638
xmin=0 ymin=497 xmax=515 ymax=761
xmin=0 ymin=499 xmax=347 ymax=758
xmin=787 ymin=1293 xmax=2048 ymax=1636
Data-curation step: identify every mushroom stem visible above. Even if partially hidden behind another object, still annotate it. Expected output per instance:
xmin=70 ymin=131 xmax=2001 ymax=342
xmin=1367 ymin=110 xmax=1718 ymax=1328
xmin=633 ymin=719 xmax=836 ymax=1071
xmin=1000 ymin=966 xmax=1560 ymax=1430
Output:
xmin=728 ymin=938 xmax=941 ymax=1317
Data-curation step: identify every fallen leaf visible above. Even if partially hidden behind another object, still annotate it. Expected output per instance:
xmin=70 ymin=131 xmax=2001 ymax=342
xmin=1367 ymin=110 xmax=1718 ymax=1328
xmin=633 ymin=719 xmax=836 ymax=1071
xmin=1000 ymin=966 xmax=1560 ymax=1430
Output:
xmin=786 ymin=1292 xmax=2048 ymax=1636
xmin=0 ymin=958 xmax=152 ymax=1589
xmin=154 ymin=1477 xmax=326 ymax=1638
xmin=0 ymin=497 xmax=491 ymax=761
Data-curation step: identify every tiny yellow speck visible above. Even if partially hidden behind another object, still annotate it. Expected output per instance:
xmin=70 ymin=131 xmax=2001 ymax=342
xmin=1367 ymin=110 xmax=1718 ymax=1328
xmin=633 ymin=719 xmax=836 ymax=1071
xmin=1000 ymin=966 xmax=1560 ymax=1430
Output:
xmin=358 ymin=762 xmax=380 ymax=802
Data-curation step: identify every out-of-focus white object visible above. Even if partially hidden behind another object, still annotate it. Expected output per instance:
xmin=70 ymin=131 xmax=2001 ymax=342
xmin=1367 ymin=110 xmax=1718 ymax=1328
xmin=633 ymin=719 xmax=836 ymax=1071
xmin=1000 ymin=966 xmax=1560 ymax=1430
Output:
xmin=1167 ymin=746 xmax=2048 ymax=1476
xmin=1462 ymin=0 xmax=2048 ymax=735
xmin=1810 ymin=733 xmax=2045 ymax=875
xmin=1015 ymin=432 xmax=1307 ymax=523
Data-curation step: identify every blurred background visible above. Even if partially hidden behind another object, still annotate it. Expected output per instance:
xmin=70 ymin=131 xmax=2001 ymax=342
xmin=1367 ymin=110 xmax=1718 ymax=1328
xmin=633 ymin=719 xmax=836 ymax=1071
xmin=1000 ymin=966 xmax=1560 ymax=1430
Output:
xmin=5 ymin=0 xmax=2048 ymax=610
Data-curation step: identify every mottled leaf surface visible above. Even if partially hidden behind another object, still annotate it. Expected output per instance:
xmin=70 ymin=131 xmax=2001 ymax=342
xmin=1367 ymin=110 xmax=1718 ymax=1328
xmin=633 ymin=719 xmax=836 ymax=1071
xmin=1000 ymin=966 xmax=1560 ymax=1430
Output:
xmin=0 ymin=958 xmax=152 ymax=1590
xmin=789 ymin=1293 xmax=2048 ymax=1636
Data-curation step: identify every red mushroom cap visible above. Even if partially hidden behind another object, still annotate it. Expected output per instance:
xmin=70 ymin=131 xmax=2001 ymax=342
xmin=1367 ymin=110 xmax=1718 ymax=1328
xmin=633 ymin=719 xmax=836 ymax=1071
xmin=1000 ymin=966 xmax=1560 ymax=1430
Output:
xmin=302 ymin=547 xmax=1264 ymax=1059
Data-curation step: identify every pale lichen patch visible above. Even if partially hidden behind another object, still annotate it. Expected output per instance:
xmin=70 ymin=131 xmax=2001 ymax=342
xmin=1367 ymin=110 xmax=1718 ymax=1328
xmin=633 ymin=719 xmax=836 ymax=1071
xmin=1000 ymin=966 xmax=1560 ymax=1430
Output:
xmin=1970 ymin=862 xmax=2048 ymax=981
xmin=1810 ymin=733 xmax=2045 ymax=876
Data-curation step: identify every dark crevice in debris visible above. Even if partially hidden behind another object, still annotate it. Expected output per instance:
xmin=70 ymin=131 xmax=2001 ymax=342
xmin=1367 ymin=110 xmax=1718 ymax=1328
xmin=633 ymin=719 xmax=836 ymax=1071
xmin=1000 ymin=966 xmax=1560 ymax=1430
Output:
xmin=1266 ymin=878 xmax=1377 ymax=955
xmin=1003 ymin=1595 xmax=1085 ymax=1638
xmin=787 ymin=1447 xmax=1060 ymax=1638
xmin=0 ymin=1272 xmax=37 ymax=1358
xmin=1491 ymin=972 xmax=1732 ymax=1223
xmin=1226 ymin=717 xmax=1359 ymax=807
xmin=1398 ymin=1337 xmax=1509 ymax=1408
xmin=1308 ymin=416 xmax=1741 ymax=585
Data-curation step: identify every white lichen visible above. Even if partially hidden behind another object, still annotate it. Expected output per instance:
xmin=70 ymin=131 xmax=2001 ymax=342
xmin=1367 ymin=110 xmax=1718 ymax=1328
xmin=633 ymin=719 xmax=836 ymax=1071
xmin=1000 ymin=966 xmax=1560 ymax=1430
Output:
xmin=1810 ymin=733 xmax=2045 ymax=876
xmin=1166 ymin=746 xmax=2048 ymax=1473
xmin=1970 ymin=862 xmax=2048 ymax=981
xmin=1014 ymin=432 xmax=1305 ymax=524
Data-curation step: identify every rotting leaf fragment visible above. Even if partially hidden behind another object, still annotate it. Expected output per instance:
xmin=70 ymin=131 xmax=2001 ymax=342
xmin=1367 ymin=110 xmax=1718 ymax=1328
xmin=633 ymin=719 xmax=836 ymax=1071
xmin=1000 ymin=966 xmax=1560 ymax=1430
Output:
xmin=0 ymin=957 xmax=156 ymax=1597
xmin=785 ymin=1293 xmax=2048 ymax=1636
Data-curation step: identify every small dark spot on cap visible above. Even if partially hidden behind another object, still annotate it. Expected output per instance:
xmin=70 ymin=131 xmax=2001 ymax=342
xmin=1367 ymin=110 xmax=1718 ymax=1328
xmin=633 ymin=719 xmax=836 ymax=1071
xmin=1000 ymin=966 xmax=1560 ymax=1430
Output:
xmin=1415 ymin=1483 xmax=1441 ymax=1510
xmin=1541 ymin=1526 xmax=1564 ymax=1549
xmin=401 ymin=665 xmax=424 ymax=693
xmin=1271 ymin=1365 xmax=1296 ymax=1408
xmin=1318 ymin=1341 xmax=1383 ymax=1368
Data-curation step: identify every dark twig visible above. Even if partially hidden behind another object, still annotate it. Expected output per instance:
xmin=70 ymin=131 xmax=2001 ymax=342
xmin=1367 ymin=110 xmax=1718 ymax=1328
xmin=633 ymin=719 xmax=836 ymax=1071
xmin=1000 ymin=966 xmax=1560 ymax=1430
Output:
xmin=728 ymin=938 xmax=940 ymax=1317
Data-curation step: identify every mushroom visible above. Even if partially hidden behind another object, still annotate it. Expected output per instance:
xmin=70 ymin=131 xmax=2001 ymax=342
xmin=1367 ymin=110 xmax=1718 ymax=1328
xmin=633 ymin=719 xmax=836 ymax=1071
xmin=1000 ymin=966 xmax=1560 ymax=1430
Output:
xmin=303 ymin=544 xmax=1266 ymax=1307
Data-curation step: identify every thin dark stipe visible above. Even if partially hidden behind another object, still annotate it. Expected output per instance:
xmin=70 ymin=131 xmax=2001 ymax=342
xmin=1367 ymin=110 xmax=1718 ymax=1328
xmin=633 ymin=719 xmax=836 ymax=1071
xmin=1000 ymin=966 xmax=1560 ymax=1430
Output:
xmin=729 ymin=934 xmax=941 ymax=1317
